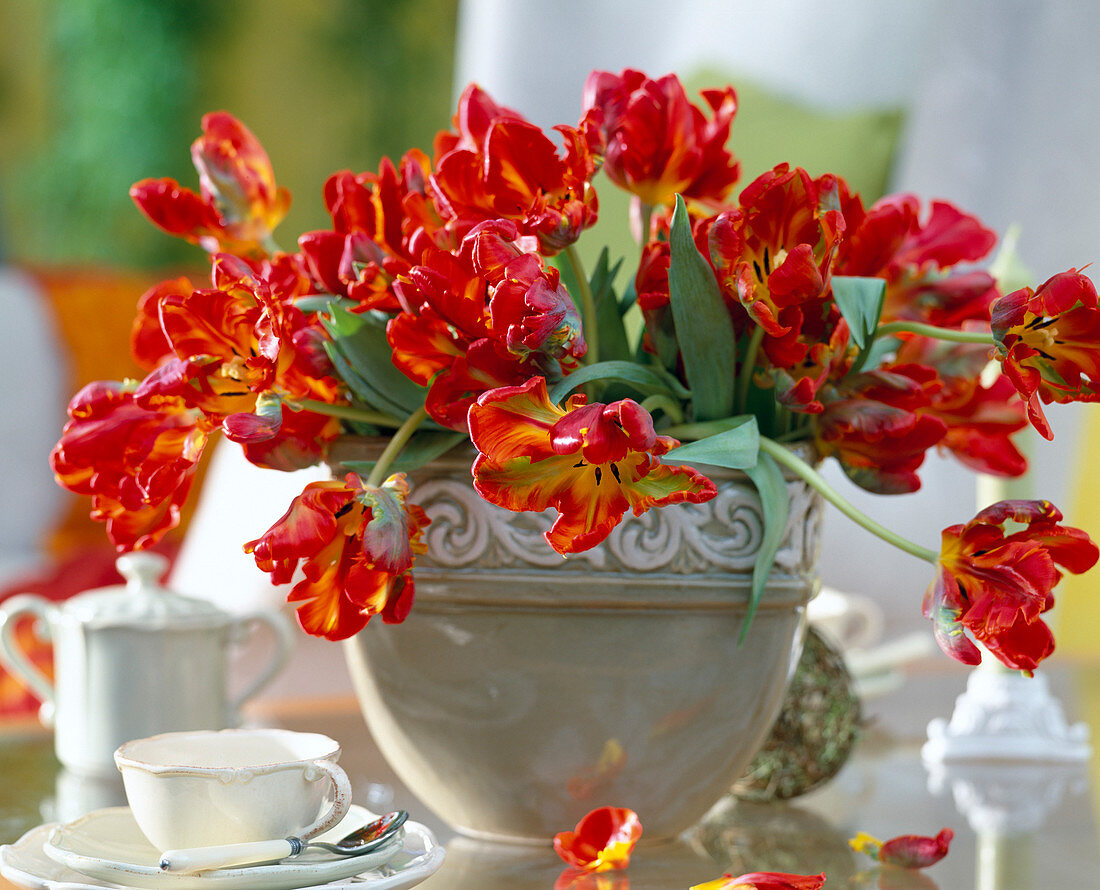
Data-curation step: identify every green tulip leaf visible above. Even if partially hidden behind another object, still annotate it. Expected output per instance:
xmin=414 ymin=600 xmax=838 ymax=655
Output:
xmin=741 ymin=449 xmax=790 ymax=644
xmin=668 ymin=195 xmax=737 ymax=421
xmin=294 ymin=295 xmax=358 ymax=314
xmin=323 ymin=347 xmax=410 ymax=421
xmin=548 ymin=361 xmax=685 ymax=404
xmin=662 ymin=416 xmax=760 ymax=470
xmin=589 ymin=248 xmax=632 ymax=363
xmin=832 ymin=275 xmax=886 ymax=350
xmin=322 ymin=303 xmax=426 ymax=416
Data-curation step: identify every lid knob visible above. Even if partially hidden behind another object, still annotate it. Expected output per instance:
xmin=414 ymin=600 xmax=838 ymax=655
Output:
xmin=116 ymin=551 xmax=171 ymax=594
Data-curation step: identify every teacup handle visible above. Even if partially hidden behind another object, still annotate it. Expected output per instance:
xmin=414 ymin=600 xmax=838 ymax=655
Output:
xmin=228 ymin=609 xmax=296 ymax=719
xmin=297 ymin=759 xmax=353 ymax=840
xmin=0 ymin=594 xmax=57 ymax=723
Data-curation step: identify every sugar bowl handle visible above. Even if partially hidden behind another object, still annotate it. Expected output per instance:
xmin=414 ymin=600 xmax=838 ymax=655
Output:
xmin=228 ymin=609 xmax=295 ymax=717
xmin=0 ymin=594 xmax=56 ymax=723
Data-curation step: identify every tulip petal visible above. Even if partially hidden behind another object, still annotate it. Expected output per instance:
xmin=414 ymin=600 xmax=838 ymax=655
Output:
xmin=553 ymin=807 xmax=642 ymax=872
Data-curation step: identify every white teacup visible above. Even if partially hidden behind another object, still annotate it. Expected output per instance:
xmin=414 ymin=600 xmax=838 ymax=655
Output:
xmin=114 ymin=728 xmax=353 ymax=851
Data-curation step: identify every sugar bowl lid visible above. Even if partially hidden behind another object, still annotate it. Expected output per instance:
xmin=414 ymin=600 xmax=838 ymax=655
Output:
xmin=60 ymin=551 xmax=235 ymax=629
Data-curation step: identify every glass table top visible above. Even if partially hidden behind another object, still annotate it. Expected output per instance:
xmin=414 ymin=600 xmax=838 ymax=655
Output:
xmin=1 ymin=660 xmax=1098 ymax=889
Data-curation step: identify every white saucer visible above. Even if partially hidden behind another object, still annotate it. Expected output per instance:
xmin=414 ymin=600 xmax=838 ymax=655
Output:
xmin=1 ymin=804 xmax=444 ymax=890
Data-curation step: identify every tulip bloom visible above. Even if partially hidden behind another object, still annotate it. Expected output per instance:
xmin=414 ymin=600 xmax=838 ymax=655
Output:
xmin=244 ymin=473 xmax=430 ymax=640
xmin=388 ymin=246 xmax=535 ymax=430
xmin=138 ymin=256 xmax=342 ymax=468
xmin=991 ymin=268 xmax=1100 ymax=439
xmin=926 ymin=374 xmax=1028 ymax=477
xmin=469 ymin=220 xmax=586 ymax=365
xmin=469 ymin=378 xmax=717 ymax=554
xmin=430 ymin=84 xmax=600 ymax=254
xmin=894 ymin=337 xmax=1027 ymax=478
xmin=583 ymin=68 xmax=740 ymax=208
xmin=690 ymin=873 xmax=826 ymax=890
xmin=298 ymin=150 xmax=440 ymax=311
xmin=50 ymin=381 xmax=211 ymax=552
xmin=837 ymin=192 xmax=998 ymax=327
xmin=812 ymin=365 xmax=947 ymax=494
xmin=553 ymin=806 xmax=643 ymax=872
xmin=131 ymin=277 xmax=194 ymax=371
xmin=131 ymin=112 xmax=290 ymax=255
xmin=389 ymin=223 xmax=587 ymax=430
xmin=709 ymin=166 xmax=844 ymax=369
xmin=925 ymin=500 xmax=1098 ymax=672
xmin=48 ymin=252 xmax=347 ymax=553
xmin=849 ymin=828 xmax=954 ymax=869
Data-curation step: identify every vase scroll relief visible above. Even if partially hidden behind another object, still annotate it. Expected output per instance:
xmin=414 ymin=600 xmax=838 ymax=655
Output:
xmin=406 ymin=450 xmax=823 ymax=581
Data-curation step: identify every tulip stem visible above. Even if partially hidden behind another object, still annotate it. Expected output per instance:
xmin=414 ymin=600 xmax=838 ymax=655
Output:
xmin=291 ymin=399 xmax=403 ymax=428
xmin=736 ymin=325 xmax=765 ymax=414
xmin=636 ymin=199 xmax=654 ymax=245
xmin=875 ymin=320 xmax=994 ymax=344
xmin=758 ymin=437 xmax=940 ymax=564
xmin=565 ymin=244 xmax=600 ymax=366
xmin=365 ymin=407 xmax=428 ymax=487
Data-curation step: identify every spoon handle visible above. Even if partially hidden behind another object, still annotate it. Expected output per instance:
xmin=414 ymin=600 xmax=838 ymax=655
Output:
xmin=159 ymin=837 xmax=297 ymax=873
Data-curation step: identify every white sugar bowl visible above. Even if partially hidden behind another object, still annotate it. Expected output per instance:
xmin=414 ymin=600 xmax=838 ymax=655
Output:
xmin=0 ymin=551 xmax=294 ymax=777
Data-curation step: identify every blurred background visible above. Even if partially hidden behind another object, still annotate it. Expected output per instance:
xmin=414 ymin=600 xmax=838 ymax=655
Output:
xmin=1 ymin=0 xmax=1099 ymax=717
xmin=0 ymin=0 xmax=461 ymax=714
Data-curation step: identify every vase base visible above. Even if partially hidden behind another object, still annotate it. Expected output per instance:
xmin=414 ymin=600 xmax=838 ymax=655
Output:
xmin=451 ymin=826 xmax=553 ymax=847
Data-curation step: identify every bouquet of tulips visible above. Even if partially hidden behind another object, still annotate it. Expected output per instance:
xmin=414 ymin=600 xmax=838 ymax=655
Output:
xmin=51 ymin=68 xmax=1099 ymax=673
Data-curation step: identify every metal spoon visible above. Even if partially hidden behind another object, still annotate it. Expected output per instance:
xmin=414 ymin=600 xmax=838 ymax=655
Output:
xmin=158 ymin=810 xmax=409 ymax=874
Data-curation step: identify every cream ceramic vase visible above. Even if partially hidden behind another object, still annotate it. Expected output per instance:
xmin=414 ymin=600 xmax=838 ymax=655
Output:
xmin=335 ymin=442 xmax=823 ymax=842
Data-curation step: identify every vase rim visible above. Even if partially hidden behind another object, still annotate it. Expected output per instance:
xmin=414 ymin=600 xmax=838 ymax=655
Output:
xmin=410 ymin=574 xmax=817 ymax=612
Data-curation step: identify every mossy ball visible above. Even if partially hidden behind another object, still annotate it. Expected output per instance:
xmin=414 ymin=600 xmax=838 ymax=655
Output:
xmin=732 ymin=624 xmax=862 ymax=800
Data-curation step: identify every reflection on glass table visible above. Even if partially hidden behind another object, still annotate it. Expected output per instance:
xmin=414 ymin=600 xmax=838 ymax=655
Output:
xmin=1 ymin=661 xmax=1098 ymax=890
